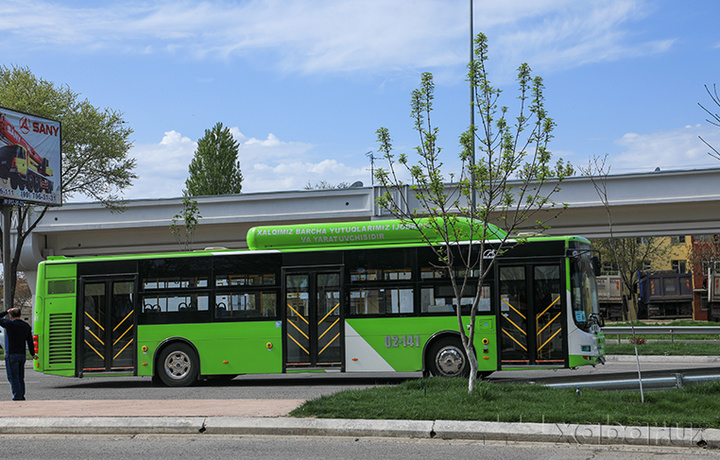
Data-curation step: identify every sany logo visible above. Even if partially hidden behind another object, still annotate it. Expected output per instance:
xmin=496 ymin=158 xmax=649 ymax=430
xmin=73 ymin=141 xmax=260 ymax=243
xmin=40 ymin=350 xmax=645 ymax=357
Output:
xmin=19 ymin=116 xmax=30 ymax=135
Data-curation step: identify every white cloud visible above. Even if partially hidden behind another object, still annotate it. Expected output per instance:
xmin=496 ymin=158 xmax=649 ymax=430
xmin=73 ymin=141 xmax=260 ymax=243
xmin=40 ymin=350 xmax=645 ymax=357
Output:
xmin=118 ymin=122 xmax=720 ymax=201
xmin=124 ymin=128 xmax=366 ymax=199
xmin=125 ymin=130 xmax=196 ymax=199
xmin=488 ymin=1 xmax=673 ymax=79
xmin=609 ymin=124 xmax=720 ymax=173
xmin=2 ymin=0 xmax=668 ymax=79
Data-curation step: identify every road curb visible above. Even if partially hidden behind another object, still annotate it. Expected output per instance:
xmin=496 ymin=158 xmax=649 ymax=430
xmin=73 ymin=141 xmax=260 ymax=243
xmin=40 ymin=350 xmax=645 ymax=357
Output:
xmin=203 ymin=417 xmax=434 ymax=438
xmin=432 ymin=420 xmax=720 ymax=448
xmin=0 ymin=416 xmax=206 ymax=435
xmin=0 ymin=416 xmax=718 ymax=447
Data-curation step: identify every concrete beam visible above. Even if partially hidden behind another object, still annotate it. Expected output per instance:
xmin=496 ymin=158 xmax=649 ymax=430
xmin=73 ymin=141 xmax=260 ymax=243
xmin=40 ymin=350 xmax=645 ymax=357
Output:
xmin=19 ymin=167 xmax=720 ymax=271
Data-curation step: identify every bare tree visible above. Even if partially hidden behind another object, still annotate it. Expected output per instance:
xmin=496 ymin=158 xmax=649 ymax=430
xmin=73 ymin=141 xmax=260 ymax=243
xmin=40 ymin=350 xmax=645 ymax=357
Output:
xmin=593 ymin=236 xmax=668 ymax=320
xmin=579 ymin=154 xmax=651 ymax=402
xmin=689 ymin=236 xmax=720 ymax=275
xmin=699 ymin=84 xmax=720 ymax=161
xmin=303 ymin=181 xmax=352 ymax=190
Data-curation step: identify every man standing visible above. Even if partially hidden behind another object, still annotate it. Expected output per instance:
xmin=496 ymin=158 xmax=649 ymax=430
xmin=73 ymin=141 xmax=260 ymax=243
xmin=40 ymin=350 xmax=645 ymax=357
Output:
xmin=0 ymin=308 xmax=38 ymax=401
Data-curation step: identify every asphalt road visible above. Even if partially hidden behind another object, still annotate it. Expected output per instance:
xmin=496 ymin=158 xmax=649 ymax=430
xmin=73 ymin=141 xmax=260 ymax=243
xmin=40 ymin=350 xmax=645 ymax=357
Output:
xmin=3 ymin=367 xmax=418 ymax=401
xmin=1 ymin=434 xmax=715 ymax=460
xmin=1 ymin=355 xmax=718 ymax=402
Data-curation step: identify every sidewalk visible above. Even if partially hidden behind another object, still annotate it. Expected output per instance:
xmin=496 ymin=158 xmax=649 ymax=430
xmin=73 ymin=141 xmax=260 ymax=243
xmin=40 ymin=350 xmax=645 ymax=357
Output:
xmin=0 ymin=400 xmax=717 ymax=448
xmin=0 ymin=357 xmax=717 ymax=448
xmin=0 ymin=399 xmax=303 ymax=417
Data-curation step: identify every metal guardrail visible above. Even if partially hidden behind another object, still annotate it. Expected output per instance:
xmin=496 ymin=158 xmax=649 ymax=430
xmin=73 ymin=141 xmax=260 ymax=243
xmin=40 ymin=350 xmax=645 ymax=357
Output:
xmin=546 ymin=372 xmax=720 ymax=391
xmin=602 ymin=326 xmax=720 ymax=344
xmin=603 ymin=326 xmax=720 ymax=335
xmin=520 ymin=367 xmax=720 ymax=391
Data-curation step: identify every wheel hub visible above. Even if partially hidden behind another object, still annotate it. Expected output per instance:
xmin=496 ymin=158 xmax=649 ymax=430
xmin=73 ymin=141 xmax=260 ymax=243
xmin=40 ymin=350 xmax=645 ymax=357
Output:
xmin=436 ymin=347 xmax=465 ymax=376
xmin=165 ymin=352 xmax=191 ymax=379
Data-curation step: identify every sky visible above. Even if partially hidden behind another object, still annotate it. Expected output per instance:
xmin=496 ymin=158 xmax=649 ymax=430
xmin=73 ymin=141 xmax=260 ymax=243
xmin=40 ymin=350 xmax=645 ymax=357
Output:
xmin=2 ymin=0 xmax=720 ymax=201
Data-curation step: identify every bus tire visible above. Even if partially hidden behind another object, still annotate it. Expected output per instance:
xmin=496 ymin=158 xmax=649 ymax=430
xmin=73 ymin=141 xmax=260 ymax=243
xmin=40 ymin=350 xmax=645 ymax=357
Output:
xmin=427 ymin=337 xmax=469 ymax=378
xmin=157 ymin=343 xmax=199 ymax=387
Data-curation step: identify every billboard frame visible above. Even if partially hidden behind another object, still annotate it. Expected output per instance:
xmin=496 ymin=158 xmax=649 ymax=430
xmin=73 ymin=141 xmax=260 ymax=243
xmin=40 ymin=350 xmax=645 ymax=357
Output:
xmin=0 ymin=105 xmax=62 ymax=207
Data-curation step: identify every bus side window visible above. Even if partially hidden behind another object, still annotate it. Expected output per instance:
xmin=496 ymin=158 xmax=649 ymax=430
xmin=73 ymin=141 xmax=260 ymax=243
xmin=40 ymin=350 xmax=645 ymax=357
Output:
xmin=214 ymin=291 xmax=278 ymax=320
xmin=349 ymin=288 xmax=413 ymax=315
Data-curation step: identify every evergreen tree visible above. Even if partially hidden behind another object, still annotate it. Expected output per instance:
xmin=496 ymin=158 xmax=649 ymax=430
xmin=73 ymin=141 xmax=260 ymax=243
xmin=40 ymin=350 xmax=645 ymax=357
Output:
xmin=185 ymin=122 xmax=243 ymax=196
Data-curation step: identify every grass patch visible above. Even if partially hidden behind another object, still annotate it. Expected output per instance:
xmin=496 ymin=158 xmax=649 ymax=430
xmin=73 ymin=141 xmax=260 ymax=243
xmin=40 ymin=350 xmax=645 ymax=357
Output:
xmin=291 ymin=377 xmax=720 ymax=428
xmin=606 ymin=341 xmax=720 ymax=355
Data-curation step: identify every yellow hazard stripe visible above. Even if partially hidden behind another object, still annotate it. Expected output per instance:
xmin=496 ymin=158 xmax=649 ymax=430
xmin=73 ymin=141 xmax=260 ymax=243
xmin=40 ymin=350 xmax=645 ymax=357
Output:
xmin=84 ymin=340 xmax=104 ymax=360
xmin=287 ymin=303 xmax=309 ymax=324
xmin=85 ymin=312 xmax=104 ymax=331
xmin=319 ymin=333 xmax=340 ymax=356
xmin=113 ymin=325 xmax=134 ymax=346
xmin=501 ymin=297 xmax=526 ymax=320
xmin=113 ymin=310 xmax=134 ymax=332
xmin=287 ymin=318 xmax=309 ymax=339
xmin=287 ymin=333 xmax=309 ymax=356
xmin=86 ymin=328 xmax=104 ymax=346
xmin=318 ymin=318 xmax=340 ymax=341
xmin=318 ymin=303 xmax=339 ymax=325
xmin=538 ymin=326 xmax=563 ymax=352
xmin=502 ymin=328 xmax=527 ymax=351
xmin=502 ymin=314 xmax=527 ymax=336
xmin=113 ymin=338 xmax=134 ymax=360
xmin=537 ymin=295 xmax=561 ymax=318
xmin=536 ymin=311 xmax=562 ymax=337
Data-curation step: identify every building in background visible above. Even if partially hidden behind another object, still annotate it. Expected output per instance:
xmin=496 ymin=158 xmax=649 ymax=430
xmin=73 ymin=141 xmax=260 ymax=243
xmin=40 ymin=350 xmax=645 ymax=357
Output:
xmin=689 ymin=234 xmax=720 ymax=322
xmin=595 ymin=235 xmax=693 ymax=321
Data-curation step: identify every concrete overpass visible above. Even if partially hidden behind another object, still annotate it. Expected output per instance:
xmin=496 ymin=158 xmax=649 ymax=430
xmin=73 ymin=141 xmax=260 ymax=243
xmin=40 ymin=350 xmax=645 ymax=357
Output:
xmin=16 ymin=167 xmax=720 ymax=289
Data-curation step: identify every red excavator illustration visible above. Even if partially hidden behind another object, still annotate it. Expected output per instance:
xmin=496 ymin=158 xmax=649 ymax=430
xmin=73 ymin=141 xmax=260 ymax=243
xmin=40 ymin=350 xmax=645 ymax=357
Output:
xmin=0 ymin=113 xmax=54 ymax=193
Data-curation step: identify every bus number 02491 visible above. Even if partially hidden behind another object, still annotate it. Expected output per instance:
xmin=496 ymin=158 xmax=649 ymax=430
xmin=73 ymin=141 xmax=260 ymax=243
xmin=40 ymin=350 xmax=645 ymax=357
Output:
xmin=385 ymin=334 xmax=421 ymax=348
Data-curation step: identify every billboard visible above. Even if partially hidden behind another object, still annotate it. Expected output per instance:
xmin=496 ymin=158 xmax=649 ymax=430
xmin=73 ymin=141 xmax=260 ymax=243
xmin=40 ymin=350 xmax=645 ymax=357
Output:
xmin=0 ymin=106 xmax=62 ymax=206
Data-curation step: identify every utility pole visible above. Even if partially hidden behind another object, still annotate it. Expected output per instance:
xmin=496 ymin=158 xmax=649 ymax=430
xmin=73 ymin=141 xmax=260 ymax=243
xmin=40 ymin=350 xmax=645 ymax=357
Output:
xmin=2 ymin=205 xmax=11 ymax=310
xmin=469 ymin=0 xmax=476 ymax=213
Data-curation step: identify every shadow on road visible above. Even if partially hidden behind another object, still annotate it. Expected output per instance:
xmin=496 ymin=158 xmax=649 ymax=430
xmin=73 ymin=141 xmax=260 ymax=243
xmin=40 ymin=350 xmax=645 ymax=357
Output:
xmin=45 ymin=372 xmax=421 ymax=390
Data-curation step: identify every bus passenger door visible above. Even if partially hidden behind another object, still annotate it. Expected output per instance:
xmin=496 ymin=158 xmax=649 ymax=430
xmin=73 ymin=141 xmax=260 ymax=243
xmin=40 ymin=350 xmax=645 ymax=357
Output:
xmin=283 ymin=269 xmax=343 ymax=370
xmin=80 ymin=277 xmax=137 ymax=374
xmin=499 ymin=264 xmax=565 ymax=366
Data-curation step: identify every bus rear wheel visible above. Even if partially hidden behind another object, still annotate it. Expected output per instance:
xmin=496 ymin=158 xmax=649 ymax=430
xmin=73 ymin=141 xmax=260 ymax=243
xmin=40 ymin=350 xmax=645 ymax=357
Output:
xmin=427 ymin=337 xmax=469 ymax=378
xmin=157 ymin=343 xmax=198 ymax=387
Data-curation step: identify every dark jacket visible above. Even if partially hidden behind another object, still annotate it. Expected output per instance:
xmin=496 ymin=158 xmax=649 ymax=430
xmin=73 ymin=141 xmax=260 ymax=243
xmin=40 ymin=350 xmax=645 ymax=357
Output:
xmin=0 ymin=311 xmax=34 ymax=355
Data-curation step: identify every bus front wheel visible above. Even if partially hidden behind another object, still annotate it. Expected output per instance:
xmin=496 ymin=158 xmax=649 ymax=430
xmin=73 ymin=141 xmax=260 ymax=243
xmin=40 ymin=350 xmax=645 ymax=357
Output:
xmin=427 ymin=337 xmax=469 ymax=378
xmin=157 ymin=343 xmax=199 ymax=387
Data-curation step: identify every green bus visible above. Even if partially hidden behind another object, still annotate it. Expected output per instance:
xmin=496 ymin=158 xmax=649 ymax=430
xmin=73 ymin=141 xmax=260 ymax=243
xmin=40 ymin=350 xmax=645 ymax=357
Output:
xmin=32 ymin=218 xmax=605 ymax=386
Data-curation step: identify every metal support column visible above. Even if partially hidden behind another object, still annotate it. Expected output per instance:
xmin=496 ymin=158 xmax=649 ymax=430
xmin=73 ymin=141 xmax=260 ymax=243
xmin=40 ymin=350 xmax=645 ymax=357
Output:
xmin=1 ymin=205 xmax=12 ymax=309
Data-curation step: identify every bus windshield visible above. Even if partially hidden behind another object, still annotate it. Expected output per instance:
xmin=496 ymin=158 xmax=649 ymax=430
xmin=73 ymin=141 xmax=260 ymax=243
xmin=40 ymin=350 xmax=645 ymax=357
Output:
xmin=570 ymin=247 xmax=601 ymax=332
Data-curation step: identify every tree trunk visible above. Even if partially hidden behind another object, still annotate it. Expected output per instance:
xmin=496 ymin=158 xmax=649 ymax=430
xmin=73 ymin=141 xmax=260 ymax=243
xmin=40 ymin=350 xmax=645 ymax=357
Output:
xmin=466 ymin=343 xmax=479 ymax=393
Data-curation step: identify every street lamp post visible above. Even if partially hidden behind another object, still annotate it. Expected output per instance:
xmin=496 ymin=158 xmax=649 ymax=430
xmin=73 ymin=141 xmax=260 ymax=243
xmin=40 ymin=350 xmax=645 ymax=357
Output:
xmin=469 ymin=0 xmax=476 ymax=213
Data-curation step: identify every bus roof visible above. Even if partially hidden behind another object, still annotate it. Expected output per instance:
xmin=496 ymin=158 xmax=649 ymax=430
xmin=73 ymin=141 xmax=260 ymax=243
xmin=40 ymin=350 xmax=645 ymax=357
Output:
xmin=41 ymin=219 xmax=591 ymax=265
xmin=246 ymin=217 xmax=507 ymax=251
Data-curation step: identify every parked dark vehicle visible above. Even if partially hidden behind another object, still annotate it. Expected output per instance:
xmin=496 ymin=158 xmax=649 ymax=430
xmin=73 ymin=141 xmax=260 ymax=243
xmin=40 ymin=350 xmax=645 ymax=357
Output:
xmin=638 ymin=271 xmax=693 ymax=318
